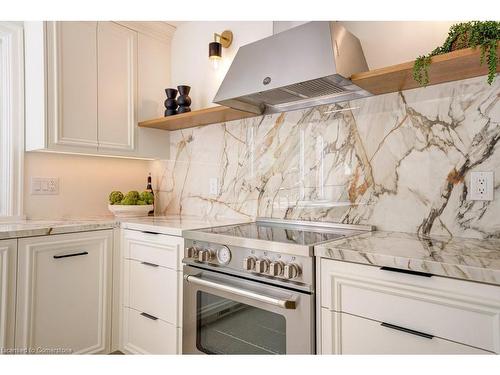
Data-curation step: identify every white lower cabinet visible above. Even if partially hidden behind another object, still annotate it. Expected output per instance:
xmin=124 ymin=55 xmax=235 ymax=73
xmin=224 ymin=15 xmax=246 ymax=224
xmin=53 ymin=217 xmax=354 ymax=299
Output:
xmin=122 ymin=307 xmax=181 ymax=355
xmin=120 ymin=229 xmax=183 ymax=354
xmin=16 ymin=230 xmax=113 ymax=354
xmin=321 ymin=310 xmax=489 ymax=354
xmin=319 ymin=259 xmax=500 ymax=354
xmin=0 ymin=239 xmax=17 ymax=352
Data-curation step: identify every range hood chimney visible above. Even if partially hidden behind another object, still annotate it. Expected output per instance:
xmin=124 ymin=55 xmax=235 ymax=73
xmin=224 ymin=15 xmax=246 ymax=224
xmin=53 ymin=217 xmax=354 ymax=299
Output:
xmin=213 ymin=21 xmax=371 ymax=115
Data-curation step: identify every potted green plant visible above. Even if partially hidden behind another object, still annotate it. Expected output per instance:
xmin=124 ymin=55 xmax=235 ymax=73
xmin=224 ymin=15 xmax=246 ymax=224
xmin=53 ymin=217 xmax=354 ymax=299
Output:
xmin=413 ymin=21 xmax=500 ymax=86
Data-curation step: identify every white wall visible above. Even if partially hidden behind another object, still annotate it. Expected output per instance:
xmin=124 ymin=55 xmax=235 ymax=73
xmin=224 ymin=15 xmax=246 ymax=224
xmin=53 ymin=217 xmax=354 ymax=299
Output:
xmin=342 ymin=21 xmax=457 ymax=69
xmin=24 ymin=152 xmax=152 ymax=219
xmin=171 ymin=21 xmax=273 ymax=109
xmin=170 ymin=21 xmax=458 ymax=109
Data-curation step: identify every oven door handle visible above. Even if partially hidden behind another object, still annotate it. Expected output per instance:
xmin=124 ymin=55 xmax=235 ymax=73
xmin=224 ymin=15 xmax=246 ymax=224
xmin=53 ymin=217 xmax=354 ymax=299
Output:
xmin=184 ymin=274 xmax=297 ymax=310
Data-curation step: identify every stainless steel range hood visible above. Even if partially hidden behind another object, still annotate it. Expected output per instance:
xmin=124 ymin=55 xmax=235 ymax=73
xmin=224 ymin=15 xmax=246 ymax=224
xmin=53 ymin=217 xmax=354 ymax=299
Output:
xmin=213 ymin=21 xmax=372 ymax=114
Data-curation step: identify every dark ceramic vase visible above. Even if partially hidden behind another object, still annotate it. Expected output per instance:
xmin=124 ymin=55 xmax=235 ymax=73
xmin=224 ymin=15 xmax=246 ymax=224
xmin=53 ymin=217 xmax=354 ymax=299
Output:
xmin=177 ymin=85 xmax=191 ymax=113
xmin=164 ymin=88 xmax=178 ymax=116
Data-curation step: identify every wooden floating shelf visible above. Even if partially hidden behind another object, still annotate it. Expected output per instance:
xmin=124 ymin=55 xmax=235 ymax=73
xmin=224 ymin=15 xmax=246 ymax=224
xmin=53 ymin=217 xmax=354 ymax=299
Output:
xmin=138 ymin=105 xmax=258 ymax=131
xmin=351 ymin=45 xmax=500 ymax=95
xmin=140 ymin=45 xmax=499 ymax=131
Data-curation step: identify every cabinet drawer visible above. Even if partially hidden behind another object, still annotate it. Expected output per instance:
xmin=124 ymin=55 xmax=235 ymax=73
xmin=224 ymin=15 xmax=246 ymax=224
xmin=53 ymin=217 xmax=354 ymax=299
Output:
xmin=123 ymin=229 xmax=183 ymax=270
xmin=125 ymin=259 xmax=178 ymax=324
xmin=320 ymin=259 xmax=500 ymax=353
xmin=122 ymin=307 xmax=180 ymax=354
xmin=321 ymin=310 xmax=489 ymax=354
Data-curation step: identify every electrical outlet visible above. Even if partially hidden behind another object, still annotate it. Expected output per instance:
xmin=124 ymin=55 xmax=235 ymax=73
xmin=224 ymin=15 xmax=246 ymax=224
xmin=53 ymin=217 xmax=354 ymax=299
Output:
xmin=209 ymin=178 xmax=219 ymax=195
xmin=31 ymin=177 xmax=59 ymax=195
xmin=469 ymin=171 xmax=494 ymax=201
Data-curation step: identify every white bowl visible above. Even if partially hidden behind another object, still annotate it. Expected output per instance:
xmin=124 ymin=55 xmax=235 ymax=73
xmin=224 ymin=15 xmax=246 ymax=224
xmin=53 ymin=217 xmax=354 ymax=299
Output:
xmin=108 ymin=204 xmax=153 ymax=218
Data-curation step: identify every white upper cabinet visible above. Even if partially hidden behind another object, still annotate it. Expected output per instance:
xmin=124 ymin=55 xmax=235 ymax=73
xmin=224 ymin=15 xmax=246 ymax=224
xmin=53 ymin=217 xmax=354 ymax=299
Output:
xmin=97 ymin=22 xmax=136 ymax=153
xmin=135 ymin=32 xmax=173 ymax=154
xmin=24 ymin=21 xmax=172 ymax=159
xmin=137 ymin=32 xmax=170 ymax=122
xmin=47 ymin=21 xmax=99 ymax=152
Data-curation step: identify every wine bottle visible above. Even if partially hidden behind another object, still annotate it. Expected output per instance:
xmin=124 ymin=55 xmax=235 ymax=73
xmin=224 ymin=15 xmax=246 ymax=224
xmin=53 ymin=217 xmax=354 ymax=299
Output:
xmin=147 ymin=173 xmax=154 ymax=216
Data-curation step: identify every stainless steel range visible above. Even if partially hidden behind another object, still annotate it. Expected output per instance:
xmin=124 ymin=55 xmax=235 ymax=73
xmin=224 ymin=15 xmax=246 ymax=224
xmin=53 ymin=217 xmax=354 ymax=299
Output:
xmin=182 ymin=218 xmax=372 ymax=355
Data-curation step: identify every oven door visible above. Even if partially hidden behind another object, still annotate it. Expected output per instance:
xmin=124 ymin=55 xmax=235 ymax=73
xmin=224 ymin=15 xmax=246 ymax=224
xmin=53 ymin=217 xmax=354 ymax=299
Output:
xmin=183 ymin=265 xmax=314 ymax=355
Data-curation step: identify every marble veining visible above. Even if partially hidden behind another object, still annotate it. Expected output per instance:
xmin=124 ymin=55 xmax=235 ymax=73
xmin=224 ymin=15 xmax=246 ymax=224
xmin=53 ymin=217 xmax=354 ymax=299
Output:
xmin=0 ymin=220 xmax=117 ymax=240
xmin=153 ymin=76 xmax=500 ymax=240
xmin=315 ymin=231 xmax=500 ymax=285
xmin=0 ymin=216 xmax=249 ymax=240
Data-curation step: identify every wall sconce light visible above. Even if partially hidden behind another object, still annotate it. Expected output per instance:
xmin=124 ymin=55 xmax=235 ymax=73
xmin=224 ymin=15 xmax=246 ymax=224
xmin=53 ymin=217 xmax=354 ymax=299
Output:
xmin=209 ymin=30 xmax=233 ymax=69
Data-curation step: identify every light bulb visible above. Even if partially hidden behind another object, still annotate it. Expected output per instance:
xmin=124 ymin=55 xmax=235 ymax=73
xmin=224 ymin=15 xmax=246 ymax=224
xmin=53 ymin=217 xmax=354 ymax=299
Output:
xmin=210 ymin=56 xmax=221 ymax=70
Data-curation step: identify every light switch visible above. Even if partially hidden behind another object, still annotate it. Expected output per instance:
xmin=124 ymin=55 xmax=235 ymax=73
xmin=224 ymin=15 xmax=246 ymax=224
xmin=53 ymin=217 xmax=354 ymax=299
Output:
xmin=209 ymin=178 xmax=219 ymax=195
xmin=31 ymin=177 xmax=59 ymax=195
xmin=32 ymin=179 xmax=41 ymax=193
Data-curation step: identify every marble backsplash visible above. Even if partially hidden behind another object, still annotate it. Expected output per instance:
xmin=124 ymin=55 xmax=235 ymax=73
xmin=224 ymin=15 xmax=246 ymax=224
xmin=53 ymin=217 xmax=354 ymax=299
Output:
xmin=152 ymin=76 xmax=500 ymax=239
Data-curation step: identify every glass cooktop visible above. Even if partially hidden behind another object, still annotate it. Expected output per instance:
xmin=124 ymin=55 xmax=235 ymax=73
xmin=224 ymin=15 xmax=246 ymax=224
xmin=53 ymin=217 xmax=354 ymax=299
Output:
xmin=196 ymin=221 xmax=362 ymax=246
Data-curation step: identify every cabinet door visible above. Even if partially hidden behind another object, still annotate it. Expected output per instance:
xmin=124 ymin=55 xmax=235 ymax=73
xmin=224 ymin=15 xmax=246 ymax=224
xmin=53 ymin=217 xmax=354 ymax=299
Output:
xmin=0 ymin=239 xmax=16 ymax=352
xmin=135 ymin=32 xmax=170 ymax=159
xmin=137 ymin=33 xmax=170 ymax=122
xmin=46 ymin=21 xmax=99 ymax=151
xmin=97 ymin=22 xmax=137 ymax=152
xmin=16 ymin=231 xmax=113 ymax=354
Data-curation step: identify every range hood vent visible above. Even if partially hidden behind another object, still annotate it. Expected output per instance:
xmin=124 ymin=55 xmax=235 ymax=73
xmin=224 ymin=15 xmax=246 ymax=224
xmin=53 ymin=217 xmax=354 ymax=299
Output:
xmin=213 ymin=21 xmax=372 ymax=114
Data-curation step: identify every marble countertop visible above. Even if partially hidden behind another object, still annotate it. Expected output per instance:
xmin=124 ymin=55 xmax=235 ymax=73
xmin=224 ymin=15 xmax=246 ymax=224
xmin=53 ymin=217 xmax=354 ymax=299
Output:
xmin=315 ymin=231 xmax=500 ymax=286
xmin=0 ymin=216 xmax=250 ymax=240
xmin=119 ymin=216 xmax=250 ymax=236
xmin=4 ymin=218 xmax=499 ymax=286
xmin=0 ymin=219 xmax=117 ymax=240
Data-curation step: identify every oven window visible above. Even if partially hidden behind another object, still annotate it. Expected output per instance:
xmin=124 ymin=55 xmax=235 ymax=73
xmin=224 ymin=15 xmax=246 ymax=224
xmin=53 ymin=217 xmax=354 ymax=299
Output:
xmin=196 ymin=291 xmax=286 ymax=354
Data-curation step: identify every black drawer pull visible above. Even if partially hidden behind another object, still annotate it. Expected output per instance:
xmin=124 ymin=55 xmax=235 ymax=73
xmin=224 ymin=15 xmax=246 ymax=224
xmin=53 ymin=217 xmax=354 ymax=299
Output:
xmin=140 ymin=312 xmax=158 ymax=321
xmin=380 ymin=266 xmax=432 ymax=278
xmin=141 ymin=231 xmax=159 ymax=235
xmin=381 ymin=322 xmax=434 ymax=340
xmin=53 ymin=251 xmax=89 ymax=259
xmin=141 ymin=261 xmax=159 ymax=267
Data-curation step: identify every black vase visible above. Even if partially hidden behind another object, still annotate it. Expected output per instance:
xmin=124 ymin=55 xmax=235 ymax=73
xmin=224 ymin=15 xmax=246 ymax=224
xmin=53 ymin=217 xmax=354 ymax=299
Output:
xmin=177 ymin=85 xmax=191 ymax=113
xmin=164 ymin=88 xmax=178 ymax=116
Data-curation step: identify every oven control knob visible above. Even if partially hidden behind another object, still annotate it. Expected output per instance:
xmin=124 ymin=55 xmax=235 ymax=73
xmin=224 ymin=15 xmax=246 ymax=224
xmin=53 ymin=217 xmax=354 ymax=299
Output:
xmin=186 ymin=246 xmax=200 ymax=258
xmin=255 ymin=258 xmax=270 ymax=274
xmin=198 ymin=249 xmax=214 ymax=262
xmin=243 ymin=256 xmax=257 ymax=271
xmin=283 ymin=263 xmax=301 ymax=279
xmin=269 ymin=261 xmax=284 ymax=276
